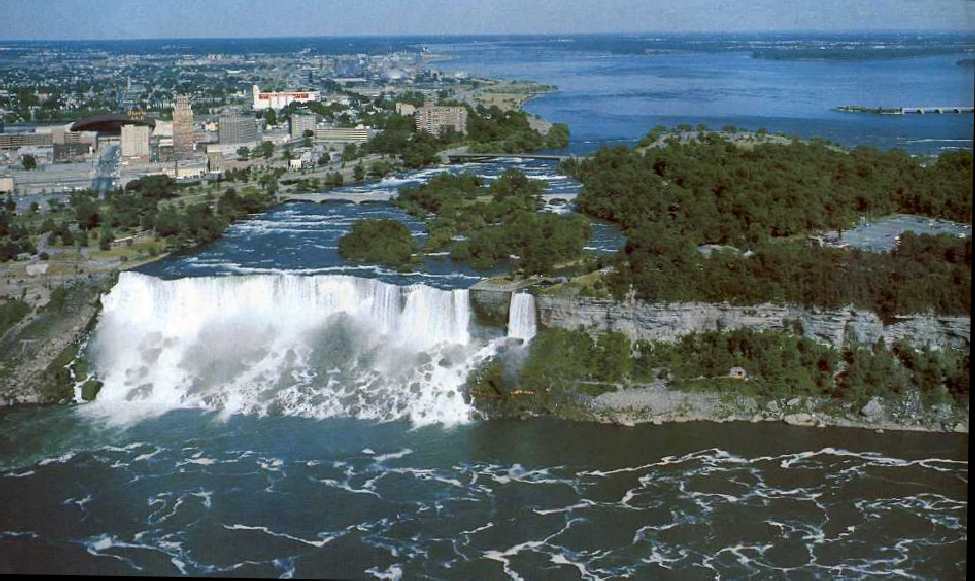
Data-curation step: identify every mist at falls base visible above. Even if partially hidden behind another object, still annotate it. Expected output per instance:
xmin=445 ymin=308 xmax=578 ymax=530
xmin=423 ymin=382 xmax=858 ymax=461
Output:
xmin=84 ymin=271 xmax=530 ymax=427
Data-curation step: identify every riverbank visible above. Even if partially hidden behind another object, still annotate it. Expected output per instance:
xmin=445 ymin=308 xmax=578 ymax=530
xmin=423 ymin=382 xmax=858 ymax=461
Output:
xmin=583 ymin=384 xmax=968 ymax=433
xmin=0 ymin=237 xmax=176 ymax=406
xmin=0 ymin=271 xmax=116 ymax=406
xmin=470 ymin=367 xmax=970 ymax=434
xmin=467 ymin=279 xmax=970 ymax=434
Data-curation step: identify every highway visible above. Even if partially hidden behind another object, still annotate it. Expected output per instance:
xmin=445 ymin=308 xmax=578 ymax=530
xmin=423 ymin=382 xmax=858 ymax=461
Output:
xmin=92 ymin=144 xmax=120 ymax=196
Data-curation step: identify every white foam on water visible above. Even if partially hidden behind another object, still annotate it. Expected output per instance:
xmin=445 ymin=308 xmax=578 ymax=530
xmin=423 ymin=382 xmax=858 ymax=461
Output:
xmin=83 ymin=272 xmax=501 ymax=426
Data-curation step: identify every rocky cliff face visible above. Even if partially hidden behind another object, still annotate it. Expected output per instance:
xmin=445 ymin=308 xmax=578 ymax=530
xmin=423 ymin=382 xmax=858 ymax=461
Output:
xmin=529 ymin=295 xmax=970 ymax=350
xmin=0 ymin=274 xmax=114 ymax=406
xmin=469 ymin=288 xmax=512 ymax=327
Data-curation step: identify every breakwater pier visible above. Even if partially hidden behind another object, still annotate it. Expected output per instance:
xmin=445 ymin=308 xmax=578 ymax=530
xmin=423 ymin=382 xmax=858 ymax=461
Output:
xmin=836 ymin=105 xmax=974 ymax=115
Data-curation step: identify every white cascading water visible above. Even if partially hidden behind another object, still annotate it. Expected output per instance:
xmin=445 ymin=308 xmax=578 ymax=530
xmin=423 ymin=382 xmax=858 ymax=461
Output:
xmin=507 ymin=292 xmax=537 ymax=342
xmin=84 ymin=272 xmax=500 ymax=426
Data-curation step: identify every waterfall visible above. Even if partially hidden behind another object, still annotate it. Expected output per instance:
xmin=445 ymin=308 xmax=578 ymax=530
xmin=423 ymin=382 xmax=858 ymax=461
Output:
xmin=507 ymin=292 xmax=537 ymax=342
xmin=84 ymin=272 xmax=496 ymax=426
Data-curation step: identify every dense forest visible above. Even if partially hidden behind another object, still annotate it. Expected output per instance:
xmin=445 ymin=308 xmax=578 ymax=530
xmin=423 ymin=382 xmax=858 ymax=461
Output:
xmin=503 ymin=327 xmax=969 ymax=406
xmin=561 ymin=137 xmax=971 ymax=244
xmin=608 ymin=230 xmax=970 ymax=319
xmin=338 ymin=219 xmax=416 ymax=267
xmin=560 ymin=131 xmax=972 ymax=316
xmin=396 ymin=169 xmax=590 ymax=274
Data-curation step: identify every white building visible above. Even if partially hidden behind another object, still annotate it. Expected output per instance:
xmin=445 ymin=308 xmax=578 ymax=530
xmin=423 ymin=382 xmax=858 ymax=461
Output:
xmin=252 ymin=85 xmax=320 ymax=111
xmin=0 ymin=175 xmax=14 ymax=195
xmin=396 ymin=103 xmax=417 ymax=116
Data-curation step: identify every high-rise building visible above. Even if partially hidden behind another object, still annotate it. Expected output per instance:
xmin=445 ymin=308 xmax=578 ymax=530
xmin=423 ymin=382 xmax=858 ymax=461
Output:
xmin=415 ymin=103 xmax=468 ymax=136
xmin=290 ymin=113 xmax=317 ymax=139
xmin=218 ymin=108 xmax=259 ymax=145
xmin=173 ymin=94 xmax=195 ymax=158
xmin=121 ymin=124 xmax=151 ymax=159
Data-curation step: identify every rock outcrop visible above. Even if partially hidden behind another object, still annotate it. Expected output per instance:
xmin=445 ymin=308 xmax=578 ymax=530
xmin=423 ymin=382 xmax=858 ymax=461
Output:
xmin=0 ymin=274 xmax=115 ymax=406
xmin=581 ymin=385 xmax=968 ymax=433
xmin=529 ymin=295 xmax=969 ymax=351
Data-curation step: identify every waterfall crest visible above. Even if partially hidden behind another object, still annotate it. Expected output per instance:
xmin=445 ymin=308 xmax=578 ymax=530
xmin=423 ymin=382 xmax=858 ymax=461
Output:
xmin=85 ymin=272 xmax=493 ymax=426
xmin=507 ymin=292 xmax=537 ymax=342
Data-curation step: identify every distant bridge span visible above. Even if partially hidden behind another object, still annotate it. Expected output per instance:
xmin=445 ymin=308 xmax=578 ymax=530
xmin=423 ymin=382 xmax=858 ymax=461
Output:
xmin=278 ymin=191 xmax=396 ymax=204
xmin=444 ymin=153 xmax=578 ymax=163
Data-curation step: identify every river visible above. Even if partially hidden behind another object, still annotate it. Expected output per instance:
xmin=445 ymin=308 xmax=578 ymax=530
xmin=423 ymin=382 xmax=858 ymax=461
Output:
xmin=0 ymin=34 xmax=970 ymax=579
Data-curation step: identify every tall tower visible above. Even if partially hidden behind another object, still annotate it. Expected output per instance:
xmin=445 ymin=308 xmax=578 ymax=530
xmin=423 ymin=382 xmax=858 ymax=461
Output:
xmin=173 ymin=94 xmax=194 ymax=158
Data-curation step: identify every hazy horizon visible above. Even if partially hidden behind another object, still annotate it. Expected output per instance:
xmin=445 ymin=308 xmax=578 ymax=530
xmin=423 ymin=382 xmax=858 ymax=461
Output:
xmin=3 ymin=29 xmax=975 ymax=44
xmin=0 ymin=0 xmax=972 ymax=42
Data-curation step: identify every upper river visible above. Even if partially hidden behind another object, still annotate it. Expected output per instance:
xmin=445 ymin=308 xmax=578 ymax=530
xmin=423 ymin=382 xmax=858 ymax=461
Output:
xmin=0 ymin=34 xmax=970 ymax=579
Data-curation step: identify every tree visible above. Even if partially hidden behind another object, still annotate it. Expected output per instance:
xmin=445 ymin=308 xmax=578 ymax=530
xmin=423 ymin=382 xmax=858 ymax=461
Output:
xmin=338 ymin=219 xmax=415 ymax=266
xmin=237 ymin=146 xmax=250 ymax=160
xmin=264 ymin=109 xmax=278 ymax=126
xmin=98 ymin=224 xmax=114 ymax=251
xmin=21 ymin=154 xmax=37 ymax=171
xmin=353 ymin=163 xmax=366 ymax=182
xmin=72 ymin=195 xmax=100 ymax=230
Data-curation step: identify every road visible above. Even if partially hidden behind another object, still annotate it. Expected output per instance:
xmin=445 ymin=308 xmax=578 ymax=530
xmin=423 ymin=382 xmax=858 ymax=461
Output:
xmin=92 ymin=144 xmax=120 ymax=196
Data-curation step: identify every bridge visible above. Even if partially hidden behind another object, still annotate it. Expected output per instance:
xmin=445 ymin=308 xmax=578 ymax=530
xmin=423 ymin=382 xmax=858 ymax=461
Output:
xmin=278 ymin=191 xmax=396 ymax=204
xmin=837 ymin=105 xmax=974 ymax=115
xmin=444 ymin=152 xmax=576 ymax=163
xmin=900 ymin=107 xmax=974 ymax=115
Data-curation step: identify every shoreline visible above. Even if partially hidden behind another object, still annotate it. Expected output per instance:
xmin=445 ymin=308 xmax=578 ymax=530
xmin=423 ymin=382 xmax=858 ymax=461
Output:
xmin=472 ymin=382 xmax=970 ymax=435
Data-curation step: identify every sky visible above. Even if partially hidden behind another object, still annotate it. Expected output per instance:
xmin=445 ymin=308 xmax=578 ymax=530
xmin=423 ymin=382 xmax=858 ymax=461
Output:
xmin=0 ymin=0 xmax=973 ymax=40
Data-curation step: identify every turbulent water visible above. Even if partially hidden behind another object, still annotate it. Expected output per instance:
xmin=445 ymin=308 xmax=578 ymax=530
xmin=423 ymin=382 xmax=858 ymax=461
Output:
xmin=0 ymin=413 xmax=967 ymax=578
xmin=139 ymin=157 xmax=624 ymax=288
xmin=86 ymin=272 xmax=497 ymax=427
xmin=1 ymin=34 xmax=971 ymax=579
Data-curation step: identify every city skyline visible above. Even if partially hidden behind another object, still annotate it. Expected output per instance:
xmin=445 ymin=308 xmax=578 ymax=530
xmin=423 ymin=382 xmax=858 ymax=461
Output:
xmin=0 ymin=0 xmax=973 ymax=41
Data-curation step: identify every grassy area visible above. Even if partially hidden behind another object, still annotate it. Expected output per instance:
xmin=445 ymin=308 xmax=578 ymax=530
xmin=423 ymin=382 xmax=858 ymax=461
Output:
xmin=537 ymin=269 xmax=613 ymax=298
xmin=471 ymin=81 xmax=556 ymax=112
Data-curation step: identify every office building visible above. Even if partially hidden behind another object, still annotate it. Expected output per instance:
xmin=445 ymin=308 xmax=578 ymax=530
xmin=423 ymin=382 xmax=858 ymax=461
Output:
xmin=290 ymin=113 xmax=317 ymax=139
xmin=173 ymin=94 xmax=195 ymax=158
xmin=252 ymin=85 xmax=320 ymax=111
xmin=415 ymin=103 xmax=468 ymax=135
xmin=121 ymin=124 xmax=151 ymax=159
xmin=53 ymin=142 xmax=94 ymax=162
xmin=0 ymin=132 xmax=53 ymax=150
xmin=218 ymin=108 xmax=259 ymax=145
